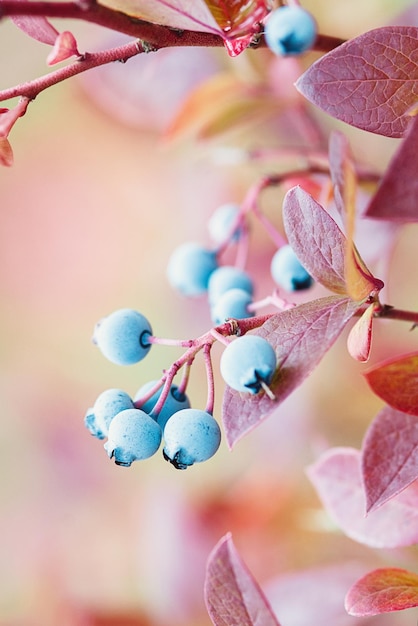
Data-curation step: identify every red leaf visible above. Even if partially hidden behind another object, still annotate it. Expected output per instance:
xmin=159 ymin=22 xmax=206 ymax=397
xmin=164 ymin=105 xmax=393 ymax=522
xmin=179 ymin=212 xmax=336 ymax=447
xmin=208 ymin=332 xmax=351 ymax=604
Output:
xmin=222 ymin=296 xmax=360 ymax=448
xmin=361 ymin=405 xmax=418 ymax=512
xmin=365 ymin=115 xmax=418 ymax=222
xmin=307 ymin=447 xmax=418 ymax=548
xmin=345 ymin=568 xmax=418 ymax=616
xmin=346 ymin=303 xmax=375 ymax=362
xmin=296 ymin=26 xmax=418 ymax=138
xmin=205 ymin=0 xmax=269 ymax=37
xmin=46 ymin=31 xmax=80 ymax=65
xmin=204 ymin=533 xmax=281 ymax=626
xmin=363 ymin=352 xmax=418 ymax=415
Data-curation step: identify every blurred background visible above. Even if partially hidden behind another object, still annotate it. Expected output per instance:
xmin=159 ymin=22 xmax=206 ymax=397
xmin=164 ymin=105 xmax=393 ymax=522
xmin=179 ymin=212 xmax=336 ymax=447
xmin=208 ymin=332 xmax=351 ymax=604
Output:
xmin=1 ymin=1 xmax=418 ymax=625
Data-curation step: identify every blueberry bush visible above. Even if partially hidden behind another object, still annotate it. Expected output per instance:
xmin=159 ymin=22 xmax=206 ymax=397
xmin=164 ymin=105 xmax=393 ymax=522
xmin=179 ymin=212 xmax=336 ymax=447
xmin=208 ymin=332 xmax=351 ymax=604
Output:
xmin=2 ymin=0 xmax=418 ymax=624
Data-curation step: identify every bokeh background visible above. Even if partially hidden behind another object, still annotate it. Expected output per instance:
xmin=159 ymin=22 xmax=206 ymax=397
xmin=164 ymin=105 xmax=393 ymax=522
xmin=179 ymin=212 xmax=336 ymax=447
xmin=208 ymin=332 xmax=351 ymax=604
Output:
xmin=1 ymin=1 xmax=418 ymax=625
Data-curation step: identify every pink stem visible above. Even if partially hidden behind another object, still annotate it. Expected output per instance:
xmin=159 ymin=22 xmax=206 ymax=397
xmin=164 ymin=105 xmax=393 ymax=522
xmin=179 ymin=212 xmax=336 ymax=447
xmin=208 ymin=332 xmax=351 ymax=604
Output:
xmin=203 ymin=343 xmax=215 ymax=415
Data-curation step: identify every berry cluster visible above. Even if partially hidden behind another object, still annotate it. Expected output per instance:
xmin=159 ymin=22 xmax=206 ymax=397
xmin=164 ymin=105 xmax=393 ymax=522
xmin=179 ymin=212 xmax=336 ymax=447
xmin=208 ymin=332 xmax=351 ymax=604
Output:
xmin=85 ymin=180 xmax=313 ymax=469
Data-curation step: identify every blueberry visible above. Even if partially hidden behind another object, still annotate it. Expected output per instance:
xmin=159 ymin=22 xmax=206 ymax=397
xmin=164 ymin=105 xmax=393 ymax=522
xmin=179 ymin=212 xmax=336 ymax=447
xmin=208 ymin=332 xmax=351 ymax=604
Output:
xmin=207 ymin=203 xmax=242 ymax=244
xmin=166 ymin=242 xmax=218 ymax=296
xmin=84 ymin=406 xmax=105 ymax=439
xmin=211 ymin=288 xmax=254 ymax=325
xmin=92 ymin=388 xmax=134 ymax=438
xmin=93 ymin=308 xmax=152 ymax=365
xmin=104 ymin=408 xmax=162 ymax=467
xmin=163 ymin=408 xmax=221 ymax=469
xmin=220 ymin=335 xmax=277 ymax=394
xmin=207 ymin=265 xmax=254 ymax=306
xmin=134 ymin=380 xmax=191 ymax=430
xmin=270 ymin=244 xmax=313 ymax=291
xmin=264 ymin=6 xmax=317 ymax=56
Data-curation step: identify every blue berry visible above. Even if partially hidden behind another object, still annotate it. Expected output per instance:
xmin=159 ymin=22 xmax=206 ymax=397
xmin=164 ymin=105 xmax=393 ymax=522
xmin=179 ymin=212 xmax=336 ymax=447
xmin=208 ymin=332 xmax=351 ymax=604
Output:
xmin=208 ymin=203 xmax=242 ymax=244
xmin=264 ymin=6 xmax=317 ymax=56
xmin=220 ymin=335 xmax=277 ymax=394
xmin=84 ymin=406 xmax=105 ymax=439
xmin=270 ymin=244 xmax=313 ymax=291
xmin=92 ymin=388 xmax=134 ymax=438
xmin=104 ymin=408 xmax=162 ymax=467
xmin=207 ymin=265 xmax=254 ymax=306
xmin=163 ymin=408 xmax=221 ymax=469
xmin=134 ymin=380 xmax=191 ymax=430
xmin=166 ymin=242 xmax=218 ymax=296
xmin=211 ymin=288 xmax=254 ymax=325
xmin=93 ymin=308 xmax=152 ymax=365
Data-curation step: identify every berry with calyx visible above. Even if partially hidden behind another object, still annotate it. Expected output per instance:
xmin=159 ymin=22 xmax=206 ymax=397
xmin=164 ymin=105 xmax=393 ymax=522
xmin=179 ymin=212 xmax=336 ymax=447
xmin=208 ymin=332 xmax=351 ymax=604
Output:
xmin=167 ymin=242 xmax=218 ymax=296
xmin=220 ymin=335 xmax=277 ymax=394
xmin=104 ymin=408 xmax=162 ymax=467
xmin=211 ymin=288 xmax=254 ymax=325
xmin=134 ymin=380 xmax=191 ymax=430
xmin=264 ymin=6 xmax=317 ymax=56
xmin=163 ymin=408 xmax=221 ymax=470
xmin=207 ymin=265 xmax=254 ymax=306
xmin=208 ymin=203 xmax=242 ymax=244
xmin=270 ymin=244 xmax=313 ymax=291
xmin=93 ymin=308 xmax=152 ymax=365
xmin=91 ymin=388 xmax=134 ymax=438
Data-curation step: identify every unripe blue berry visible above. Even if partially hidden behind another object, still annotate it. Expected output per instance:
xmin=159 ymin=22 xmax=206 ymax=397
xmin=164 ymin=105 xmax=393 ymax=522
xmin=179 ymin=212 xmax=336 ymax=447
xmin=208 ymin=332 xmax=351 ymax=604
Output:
xmin=208 ymin=203 xmax=242 ymax=244
xmin=167 ymin=242 xmax=218 ymax=296
xmin=264 ymin=6 xmax=317 ymax=56
xmin=163 ymin=408 xmax=221 ymax=470
xmin=92 ymin=388 xmax=134 ymax=438
xmin=104 ymin=408 xmax=162 ymax=467
xmin=134 ymin=380 xmax=191 ymax=430
xmin=207 ymin=265 xmax=254 ymax=306
xmin=93 ymin=308 xmax=152 ymax=365
xmin=220 ymin=335 xmax=277 ymax=394
xmin=84 ymin=407 xmax=104 ymax=439
xmin=270 ymin=244 xmax=313 ymax=291
xmin=211 ymin=288 xmax=254 ymax=325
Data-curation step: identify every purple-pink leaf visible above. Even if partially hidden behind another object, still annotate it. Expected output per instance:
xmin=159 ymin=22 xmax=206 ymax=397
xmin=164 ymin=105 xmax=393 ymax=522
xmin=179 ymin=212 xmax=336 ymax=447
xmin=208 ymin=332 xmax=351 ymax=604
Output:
xmin=364 ymin=115 xmax=418 ymax=222
xmin=282 ymin=187 xmax=348 ymax=294
xmin=46 ymin=31 xmax=80 ymax=65
xmin=345 ymin=568 xmax=418 ymax=616
xmin=346 ymin=303 xmax=374 ymax=362
xmin=361 ymin=405 xmax=418 ymax=513
xmin=296 ymin=26 xmax=418 ymax=138
xmin=222 ymin=296 xmax=360 ymax=448
xmin=7 ymin=1 xmax=59 ymax=45
xmin=328 ymin=130 xmax=354 ymax=216
xmin=204 ymin=533 xmax=281 ymax=626
xmin=307 ymin=447 xmax=418 ymax=548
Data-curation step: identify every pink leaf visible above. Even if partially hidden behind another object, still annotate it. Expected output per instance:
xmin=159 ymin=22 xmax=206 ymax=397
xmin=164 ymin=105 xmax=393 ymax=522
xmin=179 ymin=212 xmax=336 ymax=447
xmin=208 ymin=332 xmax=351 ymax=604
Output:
xmin=296 ymin=26 xmax=418 ymax=138
xmin=222 ymin=296 xmax=360 ymax=448
xmin=6 ymin=0 xmax=59 ymax=45
xmin=364 ymin=115 xmax=418 ymax=222
xmin=328 ymin=130 xmax=354 ymax=216
xmin=0 ymin=138 xmax=13 ymax=167
xmin=345 ymin=568 xmax=418 ymax=616
xmin=361 ymin=405 xmax=418 ymax=512
xmin=204 ymin=533 xmax=281 ymax=626
xmin=346 ymin=303 xmax=375 ymax=362
xmin=363 ymin=352 xmax=418 ymax=415
xmin=46 ymin=31 xmax=80 ymax=65
xmin=307 ymin=447 xmax=418 ymax=548
xmin=282 ymin=187 xmax=348 ymax=295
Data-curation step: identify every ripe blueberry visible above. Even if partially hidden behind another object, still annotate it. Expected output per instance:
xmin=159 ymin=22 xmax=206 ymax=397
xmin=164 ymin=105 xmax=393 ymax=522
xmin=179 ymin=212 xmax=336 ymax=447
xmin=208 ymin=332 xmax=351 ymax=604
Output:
xmin=207 ymin=203 xmax=242 ymax=244
xmin=207 ymin=265 xmax=254 ymax=306
xmin=134 ymin=380 xmax=191 ymax=430
xmin=270 ymin=244 xmax=313 ymax=291
xmin=220 ymin=335 xmax=277 ymax=394
xmin=163 ymin=408 xmax=221 ymax=470
xmin=93 ymin=308 xmax=152 ymax=365
xmin=264 ymin=6 xmax=317 ymax=56
xmin=167 ymin=242 xmax=218 ymax=296
xmin=91 ymin=388 xmax=134 ymax=438
xmin=211 ymin=288 xmax=254 ymax=325
xmin=104 ymin=408 xmax=162 ymax=467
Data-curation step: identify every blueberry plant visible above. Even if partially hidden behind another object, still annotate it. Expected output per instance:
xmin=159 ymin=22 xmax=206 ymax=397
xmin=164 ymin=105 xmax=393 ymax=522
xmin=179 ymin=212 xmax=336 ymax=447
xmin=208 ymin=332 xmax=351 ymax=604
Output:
xmin=3 ymin=0 xmax=418 ymax=623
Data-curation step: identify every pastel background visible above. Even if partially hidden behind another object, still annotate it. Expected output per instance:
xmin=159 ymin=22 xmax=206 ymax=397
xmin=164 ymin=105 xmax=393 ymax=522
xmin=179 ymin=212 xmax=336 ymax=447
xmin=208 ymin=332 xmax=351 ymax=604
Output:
xmin=1 ymin=2 xmax=418 ymax=625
